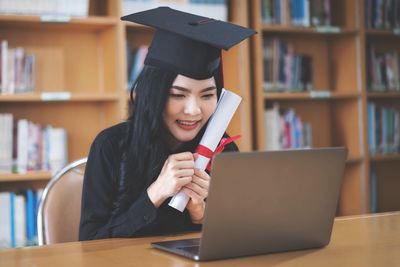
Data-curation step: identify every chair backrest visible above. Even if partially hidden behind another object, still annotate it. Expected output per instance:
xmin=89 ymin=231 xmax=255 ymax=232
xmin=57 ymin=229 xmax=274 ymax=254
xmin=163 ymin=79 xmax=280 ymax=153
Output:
xmin=37 ymin=157 xmax=87 ymax=245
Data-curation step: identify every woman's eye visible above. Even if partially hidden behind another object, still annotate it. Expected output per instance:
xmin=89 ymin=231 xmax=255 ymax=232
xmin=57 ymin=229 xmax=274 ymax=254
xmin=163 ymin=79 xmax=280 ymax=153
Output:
xmin=170 ymin=93 xmax=185 ymax=98
xmin=202 ymin=94 xmax=215 ymax=99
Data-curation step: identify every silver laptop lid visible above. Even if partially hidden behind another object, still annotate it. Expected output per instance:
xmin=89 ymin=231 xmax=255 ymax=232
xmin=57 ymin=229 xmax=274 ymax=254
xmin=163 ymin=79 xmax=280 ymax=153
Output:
xmin=199 ymin=147 xmax=347 ymax=260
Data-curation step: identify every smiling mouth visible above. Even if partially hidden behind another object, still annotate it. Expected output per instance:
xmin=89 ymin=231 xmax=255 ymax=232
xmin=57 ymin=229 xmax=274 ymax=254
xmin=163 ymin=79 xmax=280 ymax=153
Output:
xmin=176 ymin=120 xmax=200 ymax=130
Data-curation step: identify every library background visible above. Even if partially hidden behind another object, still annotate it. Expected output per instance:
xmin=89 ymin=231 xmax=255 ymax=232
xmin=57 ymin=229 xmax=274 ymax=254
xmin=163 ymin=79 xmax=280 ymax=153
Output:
xmin=0 ymin=0 xmax=399 ymax=249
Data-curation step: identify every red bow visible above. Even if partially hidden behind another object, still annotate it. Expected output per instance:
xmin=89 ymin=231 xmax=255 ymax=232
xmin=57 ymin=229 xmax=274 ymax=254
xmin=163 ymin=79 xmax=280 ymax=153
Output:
xmin=195 ymin=134 xmax=242 ymax=171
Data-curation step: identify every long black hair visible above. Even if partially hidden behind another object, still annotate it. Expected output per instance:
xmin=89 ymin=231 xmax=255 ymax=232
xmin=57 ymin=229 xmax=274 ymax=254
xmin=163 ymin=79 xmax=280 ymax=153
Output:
xmin=115 ymin=65 xmax=223 ymax=213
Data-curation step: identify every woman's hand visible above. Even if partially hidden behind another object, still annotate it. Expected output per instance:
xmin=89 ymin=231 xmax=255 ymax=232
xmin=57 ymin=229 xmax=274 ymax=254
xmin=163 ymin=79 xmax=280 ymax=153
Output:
xmin=181 ymin=167 xmax=210 ymax=224
xmin=147 ymin=152 xmax=195 ymax=208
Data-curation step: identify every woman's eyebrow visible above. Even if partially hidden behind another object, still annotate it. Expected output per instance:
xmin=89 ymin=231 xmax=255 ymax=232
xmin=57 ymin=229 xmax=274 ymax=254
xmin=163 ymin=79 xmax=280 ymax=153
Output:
xmin=200 ymin=86 xmax=217 ymax=92
xmin=171 ymin=85 xmax=217 ymax=92
xmin=171 ymin=85 xmax=189 ymax=92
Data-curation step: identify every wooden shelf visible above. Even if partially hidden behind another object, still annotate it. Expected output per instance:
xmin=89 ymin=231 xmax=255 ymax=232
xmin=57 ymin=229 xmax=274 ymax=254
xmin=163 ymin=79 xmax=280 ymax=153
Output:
xmin=366 ymin=29 xmax=400 ymax=36
xmin=0 ymin=171 xmax=52 ymax=182
xmin=0 ymin=93 xmax=119 ymax=102
xmin=263 ymin=91 xmax=360 ymax=100
xmin=261 ymin=25 xmax=358 ymax=35
xmin=370 ymin=154 xmax=400 ymax=162
xmin=0 ymin=14 xmax=117 ymax=31
xmin=367 ymin=92 xmax=400 ymax=98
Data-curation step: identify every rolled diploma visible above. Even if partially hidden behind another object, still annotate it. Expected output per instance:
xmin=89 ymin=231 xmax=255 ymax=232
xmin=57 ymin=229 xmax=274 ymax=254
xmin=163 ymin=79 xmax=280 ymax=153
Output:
xmin=168 ymin=89 xmax=242 ymax=212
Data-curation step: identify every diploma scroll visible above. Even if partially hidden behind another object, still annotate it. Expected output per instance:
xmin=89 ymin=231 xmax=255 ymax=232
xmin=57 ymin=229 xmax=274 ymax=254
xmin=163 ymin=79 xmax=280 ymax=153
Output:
xmin=168 ymin=89 xmax=242 ymax=212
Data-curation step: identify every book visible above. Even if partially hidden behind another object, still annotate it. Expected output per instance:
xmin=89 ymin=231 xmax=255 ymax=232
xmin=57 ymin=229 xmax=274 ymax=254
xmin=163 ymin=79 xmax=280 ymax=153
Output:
xmin=127 ymin=46 xmax=148 ymax=91
xmin=368 ymin=102 xmax=377 ymax=154
xmin=16 ymin=119 xmax=29 ymax=174
xmin=49 ymin=127 xmax=68 ymax=174
xmin=264 ymin=102 xmax=281 ymax=150
xmin=1 ymin=40 xmax=8 ymax=94
xmin=15 ymin=194 xmax=26 ymax=247
xmin=0 ymin=113 xmax=13 ymax=173
xmin=0 ymin=192 xmax=12 ymax=248
xmin=26 ymin=190 xmax=35 ymax=245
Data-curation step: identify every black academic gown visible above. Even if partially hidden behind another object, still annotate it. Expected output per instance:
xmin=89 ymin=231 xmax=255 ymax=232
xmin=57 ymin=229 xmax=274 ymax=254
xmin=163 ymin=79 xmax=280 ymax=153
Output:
xmin=79 ymin=122 xmax=238 ymax=241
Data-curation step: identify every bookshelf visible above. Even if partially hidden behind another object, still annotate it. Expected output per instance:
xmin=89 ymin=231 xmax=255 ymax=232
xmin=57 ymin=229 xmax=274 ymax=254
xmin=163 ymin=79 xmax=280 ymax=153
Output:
xmin=251 ymin=0 xmax=365 ymax=216
xmin=0 ymin=1 xmax=253 ymax=192
xmin=0 ymin=0 xmax=123 ymax=192
xmin=362 ymin=0 xmax=400 ymax=213
xmin=251 ymin=0 xmax=400 ymax=215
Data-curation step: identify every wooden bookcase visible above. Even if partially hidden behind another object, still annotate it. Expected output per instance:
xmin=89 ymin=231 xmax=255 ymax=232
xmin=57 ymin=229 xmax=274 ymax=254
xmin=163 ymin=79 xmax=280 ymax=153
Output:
xmin=0 ymin=0 xmax=253 ymax=192
xmin=250 ymin=0 xmax=400 ymax=215
xmin=362 ymin=3 xmax=400 ymax=213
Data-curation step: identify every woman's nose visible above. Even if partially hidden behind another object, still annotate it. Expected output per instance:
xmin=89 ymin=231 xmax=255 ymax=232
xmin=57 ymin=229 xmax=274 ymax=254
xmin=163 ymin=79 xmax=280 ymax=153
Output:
xmin=183 ymin=97 xmax=201 ymax=115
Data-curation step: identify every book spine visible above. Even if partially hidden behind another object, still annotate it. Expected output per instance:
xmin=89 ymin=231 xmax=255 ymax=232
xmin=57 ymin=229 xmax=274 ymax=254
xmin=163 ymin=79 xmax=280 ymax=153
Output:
xmin=10 ymin=192 xmax=15 ymax=248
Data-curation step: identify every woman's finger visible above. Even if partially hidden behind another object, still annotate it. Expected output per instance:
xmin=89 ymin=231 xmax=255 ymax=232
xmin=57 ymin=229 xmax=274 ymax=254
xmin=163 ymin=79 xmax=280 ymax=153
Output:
xmin=181 ymin=186 xmax=202 ymax=200
xmin=169 ymin=152 xmax=194 ymax=161
xmin=193 ymin=168 xmax=210 ymax=180
xmin=174 ymin=168 xmax=194 ymax=178
xmin=184 ymin=182 xmax=207 ymax=198
xmin=191 ymin=175 xmax=209 ymax=189
xmin=175 ymin=176 xmax=192 ymax=188
xmin=171 ymin=159 xmax=195 ymax=170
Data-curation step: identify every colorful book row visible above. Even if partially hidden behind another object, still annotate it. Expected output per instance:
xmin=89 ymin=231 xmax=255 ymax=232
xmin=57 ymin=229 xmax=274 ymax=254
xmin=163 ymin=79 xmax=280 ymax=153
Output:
xmin=367 ymin=44 xmax=400 ymax=92
xmin=0 ymin=113 xmax=68 ymax=175
xmin=261 ymin=0 xmax=331 ymax=27
xmin=264 ymin=102 xmax=312 ymax=150
xmin=0 ymin=40 xmax=36 ymax=95
xmin=263 ymin=38 xmax=313 ymax=92
xmin=365 ymin=0 xmax=400 ymax=29
xmin=368 ymin=102 xmax=400 ymax=155
xmin=0 ymin=190 xmax=43 ymax=249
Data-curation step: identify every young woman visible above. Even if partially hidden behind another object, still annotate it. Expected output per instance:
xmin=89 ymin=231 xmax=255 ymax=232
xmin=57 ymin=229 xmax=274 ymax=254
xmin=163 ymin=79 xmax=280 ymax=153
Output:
xmin=79 ymin=7 xmax=256 ymax=240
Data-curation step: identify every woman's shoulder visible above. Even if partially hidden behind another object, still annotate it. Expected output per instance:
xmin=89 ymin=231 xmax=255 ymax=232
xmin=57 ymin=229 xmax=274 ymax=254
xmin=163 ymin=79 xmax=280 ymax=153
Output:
xmin=92 ymin=122 xmax=128 ymax=150
xmin=222 ymin=132 xmax=239 ymax=152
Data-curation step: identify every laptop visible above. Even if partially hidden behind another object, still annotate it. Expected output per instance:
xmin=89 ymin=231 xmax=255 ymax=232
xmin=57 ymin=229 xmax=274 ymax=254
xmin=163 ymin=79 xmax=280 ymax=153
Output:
xmin=151 ymin=147 xmax=348 ymax=261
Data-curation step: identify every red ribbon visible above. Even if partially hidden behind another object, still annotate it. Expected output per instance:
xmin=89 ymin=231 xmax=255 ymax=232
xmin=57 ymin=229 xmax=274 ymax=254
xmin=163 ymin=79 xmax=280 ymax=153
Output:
xmin=197 ymin=18 xmax=217 ymax=24
xmin=195 ymin=134 xmax=242 ymax=171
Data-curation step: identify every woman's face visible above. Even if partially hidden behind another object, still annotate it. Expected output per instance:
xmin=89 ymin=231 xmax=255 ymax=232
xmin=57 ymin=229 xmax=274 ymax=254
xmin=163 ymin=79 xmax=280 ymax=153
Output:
xmin=163 ymin=74 xmax=218 ymax=147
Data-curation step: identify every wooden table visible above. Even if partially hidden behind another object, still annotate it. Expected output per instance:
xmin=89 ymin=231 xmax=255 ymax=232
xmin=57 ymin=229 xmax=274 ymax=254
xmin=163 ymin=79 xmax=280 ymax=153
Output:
xmin=1 ymin=212 xmax=400 ymax=266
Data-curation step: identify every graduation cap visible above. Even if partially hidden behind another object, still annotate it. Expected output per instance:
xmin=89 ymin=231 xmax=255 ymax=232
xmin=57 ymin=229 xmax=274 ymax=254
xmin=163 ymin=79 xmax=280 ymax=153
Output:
xmin=121 ymin=7 xmax=257 ymax=80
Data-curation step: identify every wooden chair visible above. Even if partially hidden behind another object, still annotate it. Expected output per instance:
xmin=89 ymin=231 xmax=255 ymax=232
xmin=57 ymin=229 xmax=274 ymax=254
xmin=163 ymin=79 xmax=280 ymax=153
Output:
xmin=37 ymin=157 xmax=87 ymax=245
